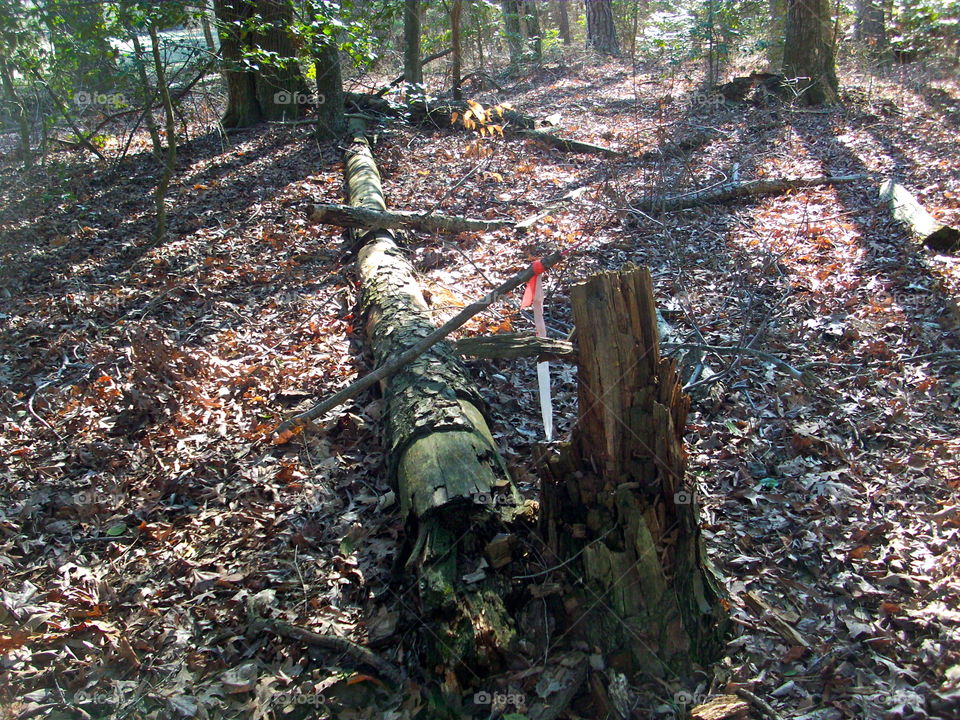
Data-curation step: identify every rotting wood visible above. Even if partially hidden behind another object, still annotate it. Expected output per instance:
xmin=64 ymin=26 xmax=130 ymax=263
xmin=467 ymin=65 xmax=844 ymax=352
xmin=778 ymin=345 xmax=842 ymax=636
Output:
xmin=308 ymin=202 xmax=510 ymax=233
xmin=879 ymin=179 xmax=960 ymax=253
xmin=632 ymin=174 xmax=865 ymax=212
xmin=452 ymin=333 xmax=574 ymax=360
xmin=517 ymin=128 xmax=623 ymax=158
xmin=536 ymin=265 xmax=728 ymax=677
xmin=313 ymin=121 xmax=525 ymax=681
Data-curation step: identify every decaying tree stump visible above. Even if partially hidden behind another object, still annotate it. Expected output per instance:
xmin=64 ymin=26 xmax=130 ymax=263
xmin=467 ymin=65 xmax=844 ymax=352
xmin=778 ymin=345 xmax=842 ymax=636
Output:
xmin=346 ymin=123 xmax=523 ymax=679
xmin=537 ymin=266 xmax=727 ymax=676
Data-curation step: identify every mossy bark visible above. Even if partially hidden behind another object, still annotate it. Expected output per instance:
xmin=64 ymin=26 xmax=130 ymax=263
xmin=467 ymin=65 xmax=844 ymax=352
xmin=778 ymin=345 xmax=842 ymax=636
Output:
xmin=346 ymin=129 xmax=520 ymax=681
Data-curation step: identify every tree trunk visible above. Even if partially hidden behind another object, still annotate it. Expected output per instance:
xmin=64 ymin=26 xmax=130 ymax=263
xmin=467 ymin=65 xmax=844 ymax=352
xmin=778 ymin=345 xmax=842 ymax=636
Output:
xmin=782 ymin=0 xmax=838 ymax=104
xmin=766 ymin=0 xmax=786 ymax=69
xmin=537 ymin=266 xmax=727 ymax=676
xmin=0 ymin=58 xmax=32 ymax=168
xmin=557 ymin=0 xmax=572 ymax=44
xmin=148 ymin=24 xmax=177 ymax=245
xmin=253 ymin=0 xmax=308 ymax=121
xmin=214 ymin=0 xmax=307 ymax=127
xmin=451 ymin=0 xmax=463 ymax=100
xmin=522 ymin=1 xmax=542 ymax=61
xmin=346 ymin=122 xmax=521 ymax=678
xmin=313 ymin=41 xmax=345 ymax=138
xmin=854 ymin=0 xmax=889 ymax=64
xmin=403 ymin=0 xmax=422 ymax=84
xmin=501 ymin=0 xmax=524 ymax=67
xmin=125 ymin=26 xmax=164 ymax=158
xmin=632 ymin=174 xmax=864 ymax=212
xmin=214 ymin=0 xmax=262 ymax=127
xmin=586 ymin=0 xmax=619 ymax=55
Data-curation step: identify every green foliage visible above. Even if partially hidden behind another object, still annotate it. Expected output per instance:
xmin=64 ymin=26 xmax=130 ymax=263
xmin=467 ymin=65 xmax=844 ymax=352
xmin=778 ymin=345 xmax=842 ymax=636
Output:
xmin=890 ymin=0 xmax=959 ymax=55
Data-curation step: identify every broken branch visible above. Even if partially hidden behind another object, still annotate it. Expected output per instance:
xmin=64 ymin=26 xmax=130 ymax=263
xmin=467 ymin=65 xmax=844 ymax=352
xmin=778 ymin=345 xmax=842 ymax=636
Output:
xmin=632 ymin=174 xmax=866 ymax=211
xmin=274 ymin=251 xmax=563 ymax=435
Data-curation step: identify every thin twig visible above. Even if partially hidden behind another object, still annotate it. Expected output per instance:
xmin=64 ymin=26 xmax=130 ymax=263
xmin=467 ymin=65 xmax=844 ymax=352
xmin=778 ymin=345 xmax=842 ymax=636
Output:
xmin=251 ymin=616 xmax=405 ymax=687
xmin=736 ymin=687 xmax=786 ymax=720
xmin=661 ymin=342 xmax=812 ymax=384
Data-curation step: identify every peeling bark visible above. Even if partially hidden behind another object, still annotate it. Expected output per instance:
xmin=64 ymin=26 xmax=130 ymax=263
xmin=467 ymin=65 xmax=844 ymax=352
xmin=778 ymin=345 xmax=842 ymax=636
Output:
xmin=346 ymin=126 xmax=522 ymax=679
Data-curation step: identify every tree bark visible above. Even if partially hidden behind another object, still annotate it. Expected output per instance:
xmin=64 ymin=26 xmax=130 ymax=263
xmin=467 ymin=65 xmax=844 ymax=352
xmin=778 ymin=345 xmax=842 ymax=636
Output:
xmin=633 ymin=174 xmax=864 ymax=212
xmin=879 ymin=180 xmax=960 ymax=253
xmin=403 ymin=0 xmax=422 ymax=84
xmin=148 ymin=24 xmax=177 ymax=245
xmin=344 ymin=124 xmax=523 ymax=675
xmin=586 ymin=0 xmax=619 ymax=55
xmin=253 ymin=0 xmax=308 ymax=121
xmin=854 ymin=0 xmax=889 ymax=64
xmin=537 ymin=265 xmax=727 ymax=676
xmin=215 ymin=0 xmax=262 ymax=127
xmin=313 ymin=41 xmax=345 ymax=138
xmin=214 ymin=0 xmax=308 ymax=127
xmin=782 ymin=0 xmax=838 ymax=104
xmin=501 ymin=0 xmax=524 ymax=67
xmin=0 ymin=58 xmax=32 ymax=168
xmin=522 ymin=0 xmax=542 ymax=61
xmin=451 ymin=0 xmax=463 ymax=100
xmin=766 ymin=0 xmax=786 ymax=69
xmin=557 ymin=0 xmax=572 ymax=44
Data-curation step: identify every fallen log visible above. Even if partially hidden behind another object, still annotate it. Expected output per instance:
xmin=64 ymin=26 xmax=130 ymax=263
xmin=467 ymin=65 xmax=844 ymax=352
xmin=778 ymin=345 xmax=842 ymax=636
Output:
xmin=879 ymin=179 xmax=960 ymax=253
xmin=517 ymin=128 xmax=623 ymax=158
xmin=313 ymin=123 xmax=526 ymax=679
xmin=632 ymin=174 xmax=865 ymax=212
xmin=536 ymin=265 xmax=728 ymax=676
xmin=307 ymin=202 xmax=510 ymax=234
xmin=453 ymin=333 xmax=574 ymax=360
xmin=345 ymin=93 xmax=620 ymax=157
xmin=716 ymin=72 xmax=790 ymax=102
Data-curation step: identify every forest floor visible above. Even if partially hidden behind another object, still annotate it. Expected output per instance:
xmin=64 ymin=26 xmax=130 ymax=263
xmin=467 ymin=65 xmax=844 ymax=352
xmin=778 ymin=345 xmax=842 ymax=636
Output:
xmin=1 ymin=54 xmax=960 ymax=720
